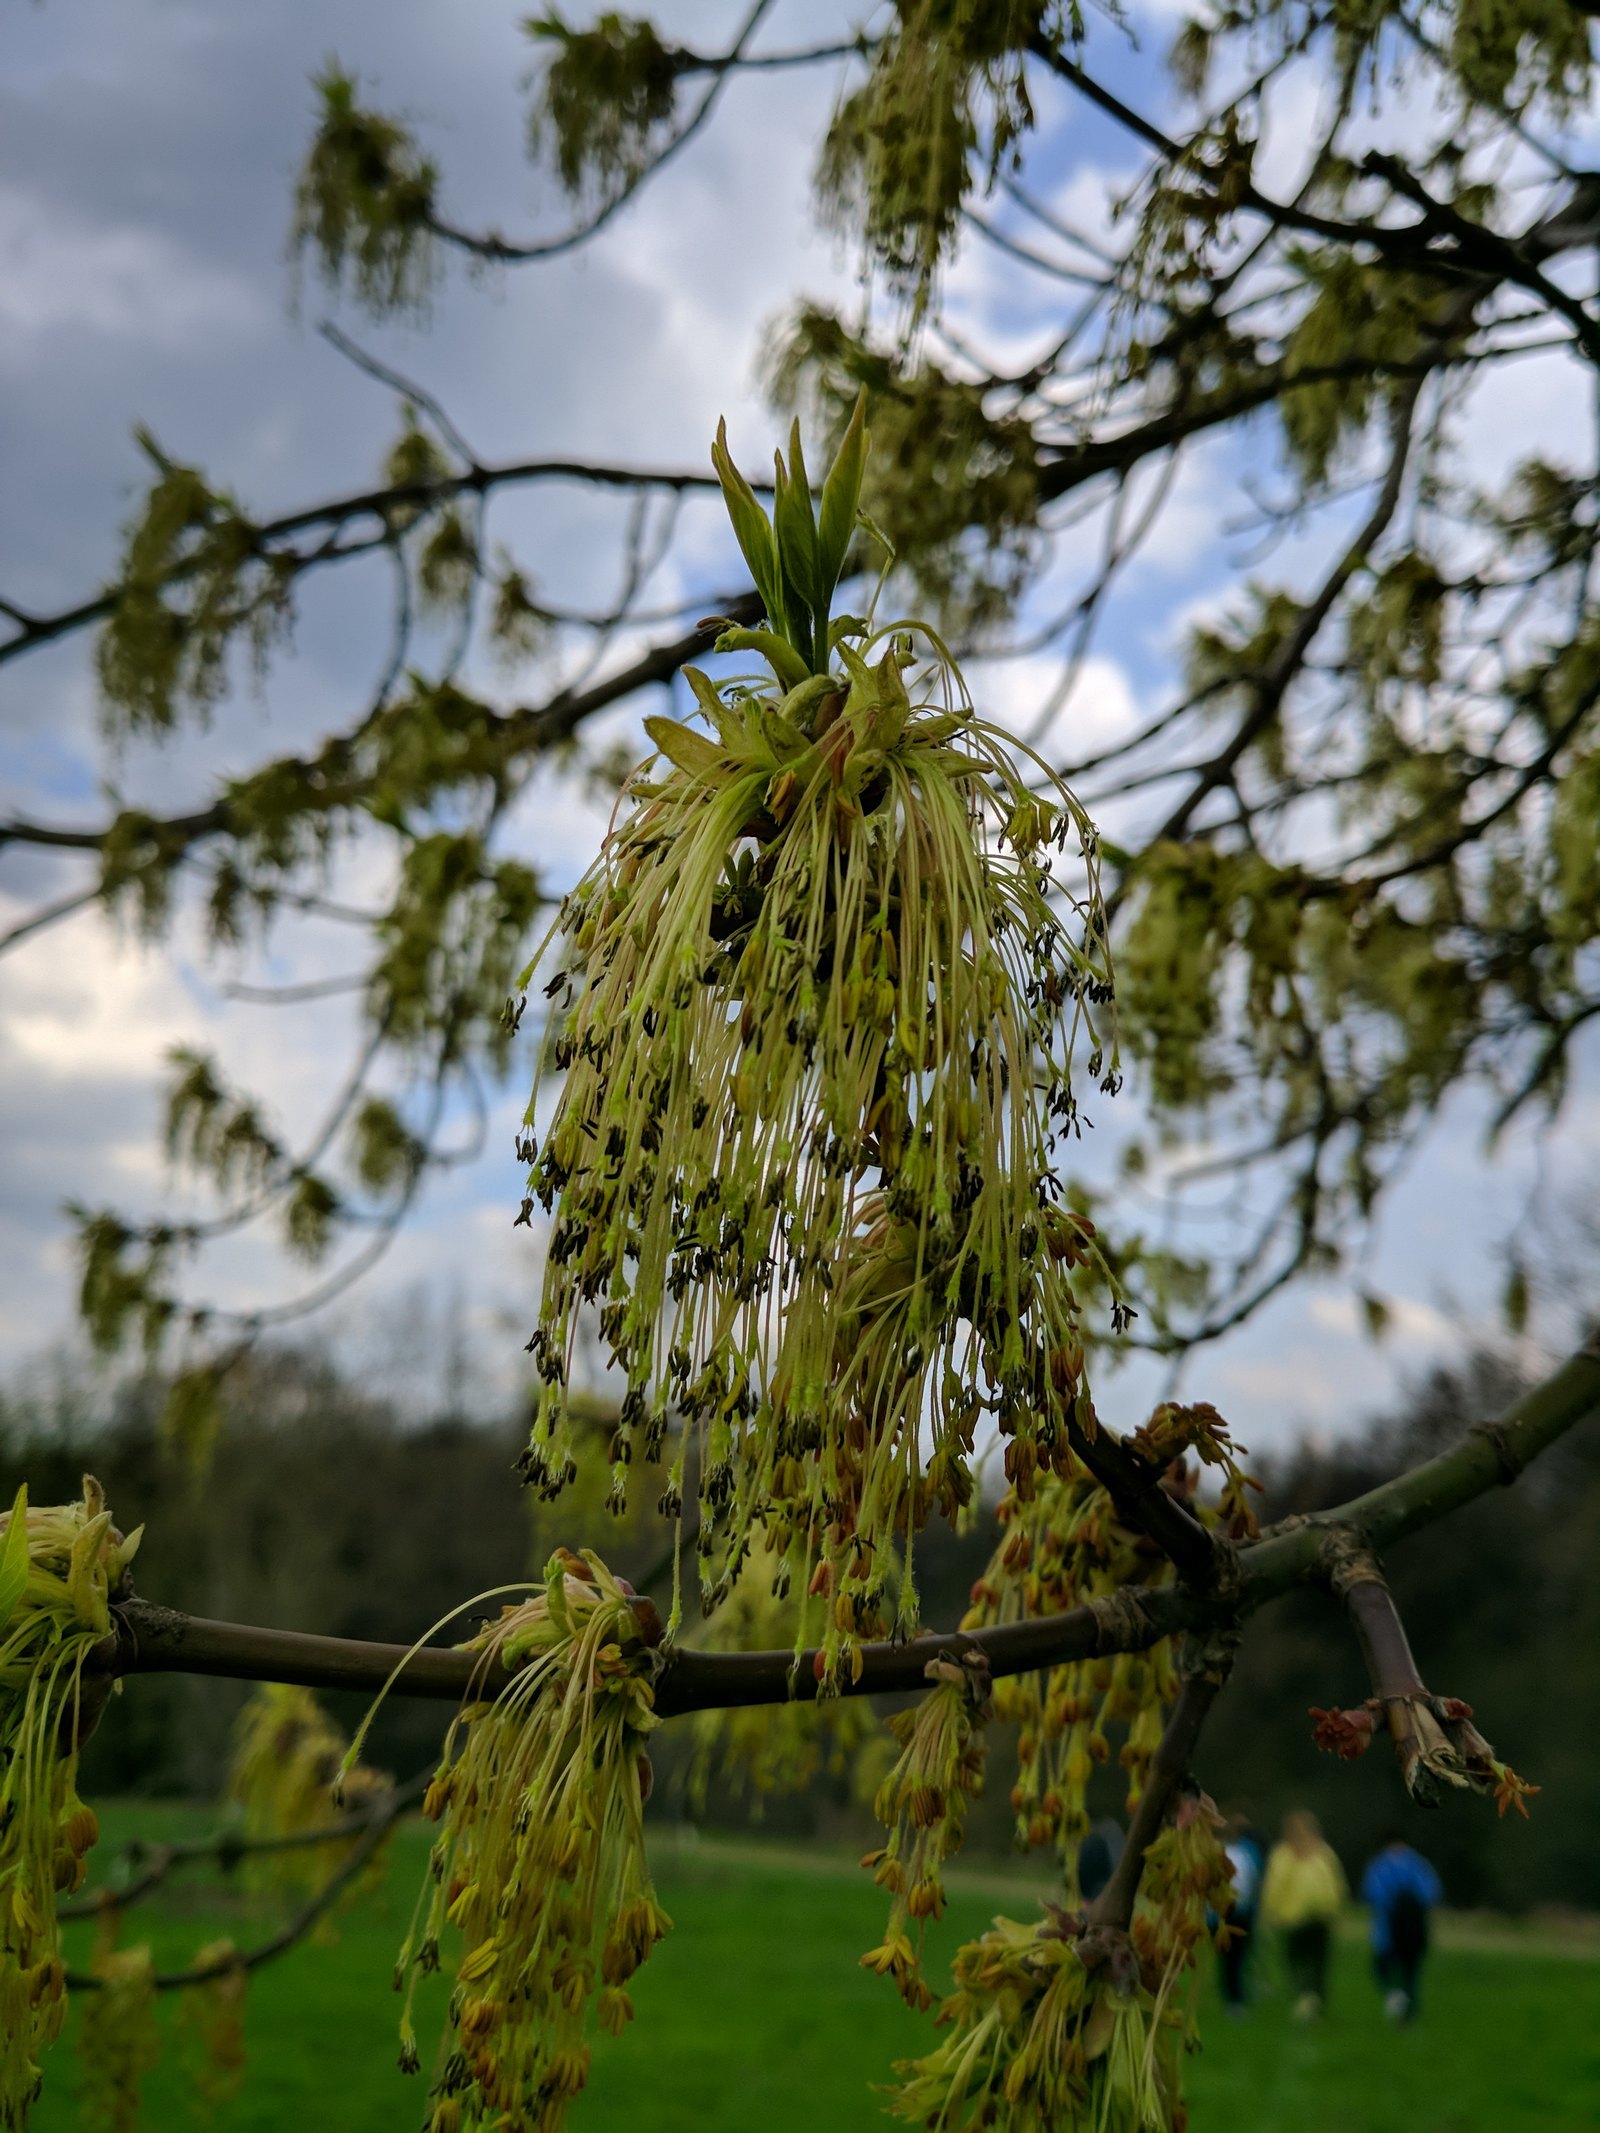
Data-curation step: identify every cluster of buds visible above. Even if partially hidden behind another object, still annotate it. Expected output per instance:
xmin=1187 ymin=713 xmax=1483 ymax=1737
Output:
xmin=965 ymin=1410 xmax=1255 ymax=1874
xmin=76 ymin=1938 xmax=159 ymax=2133
xmin=0 ymin=1478 xmax=140 ymax=2129
xmin=1134 ymin=1790 xmax=1236 ymax=1985
xmin=860 ymin=1649 xmax=991 ymax=2010
xmin=1309 ymin=1693 xmax=1539 ymax=1815
xmin=228 ymin=1683 xmax=392 ymax=1903
xmin=389 ymin=1552 xmax=670 ymax=2133
xmin=516 ymin=410 xmax=1119 ymax=1681
xmin=890 ymin=1785 xmax=1231 ymax=2132
xmin=887 ymin=1903 xmax=1187 ymax=2133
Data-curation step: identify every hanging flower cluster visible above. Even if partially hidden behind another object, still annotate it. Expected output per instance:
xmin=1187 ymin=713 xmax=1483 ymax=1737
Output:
xmin=888 ymin=1792 xmax=1235 ymax=2133
xmin=228 ymin=1682 xmax=391 ymax=1904
xmin=178 ymin=1941 xmax=249 ymax=2116
xmin=387 ymin=1551 xmax=670 ymax=2133
xmin=0 ymin=1479 xmax=140 ymax=2131
xmin=518 ymin=402 xmax=1118 ymax=1674
xmin=964 ymin=1404 xmax=1257 ymax=1874
xmin=76 ymin=1939 xmax=159 ymax=2133
xmin=859 ymin=1648 xmax=991 ymax=2010
xmin=887 ymin=1908 xmax=1175 ymax=2133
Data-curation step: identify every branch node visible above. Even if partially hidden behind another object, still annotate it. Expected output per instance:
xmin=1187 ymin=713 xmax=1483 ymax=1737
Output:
xmin=1469 ymin=1416 xmax=1526 ymax=1487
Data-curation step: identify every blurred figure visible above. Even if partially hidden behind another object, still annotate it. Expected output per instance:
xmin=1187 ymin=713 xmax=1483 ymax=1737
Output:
xmin=1361 ymin=1832 xmax=1443 ymax=2022
xmin=1216 ymin=1811 xmax=1266 ymax=2014
xmin=1076 ymin=1817 xmax=1124 ymax=1903
xmin=1261 ymin=1810 xmax=1347 ymax=2018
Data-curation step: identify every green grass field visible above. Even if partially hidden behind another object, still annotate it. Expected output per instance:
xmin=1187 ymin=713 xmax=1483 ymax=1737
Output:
xmin=35 ymin=1806 xmax=1600 ymax=2133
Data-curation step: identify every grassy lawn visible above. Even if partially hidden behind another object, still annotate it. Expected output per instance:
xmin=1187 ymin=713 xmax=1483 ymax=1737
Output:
xmin=35 ymin=1806 xmax=1600 ymax=2133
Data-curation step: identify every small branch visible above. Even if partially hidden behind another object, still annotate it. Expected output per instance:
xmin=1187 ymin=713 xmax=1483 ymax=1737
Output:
xmin=0 ymin=460 xmax=746 ymax=675
xmin=1085 ymin=1636 xmax=1233 ymax=1932
xmin=0 ymin=594 xmax=764 ymax=897
xmin=0 ymin=882 xmax=101 ymax=954
xmin=57 ymin=1771 xmax=427 ymax=1922
xmin=66 ymin=1786 xmax=407 ymax=1993
xmin=1319 ymin=1538 xmax=1516 ymax=1807
xmin=424 ymin=0 xmax=778 ymax=266
xmin=1064 ymin=1414 xmax=1226 ymax=1587
xmin=1327 ymin=1541 xmax=1426 ymax=1701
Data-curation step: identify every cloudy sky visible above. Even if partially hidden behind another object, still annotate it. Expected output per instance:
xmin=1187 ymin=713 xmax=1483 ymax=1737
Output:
xmin=3 ymin=1 xmax=1597 ymax=1441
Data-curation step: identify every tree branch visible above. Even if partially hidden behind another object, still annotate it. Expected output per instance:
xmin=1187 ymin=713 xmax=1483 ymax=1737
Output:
xmin=1084 ymin=1637 xmax=1232 ymax=1931
xmin=57 ymin=1771 xmax=428 ymax=1923
xmin=0 ymin=458 xmax=740 ymax=674
xmin=66 ymin=1782 xmax=407 ymax=1993
xmin=93 ymin=1333 xmax=1600 ymax=1717
xmin=1319 ymin=1537 xmax=1523 ymax=1807
xmin=0 ymin=595 xmax=763 ymax=893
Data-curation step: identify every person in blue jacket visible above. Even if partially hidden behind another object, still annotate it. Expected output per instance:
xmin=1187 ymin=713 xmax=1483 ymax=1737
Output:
xmin=1361 ymin=1832 xmax=1444 ymax=2021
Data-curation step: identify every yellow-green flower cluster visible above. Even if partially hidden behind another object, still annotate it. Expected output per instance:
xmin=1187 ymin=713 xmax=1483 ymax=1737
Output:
xmin=860 ymin=1651 xmax=990 ymax=2010
xmin=888 ymin=1754 xmax=1234 ymax=2130
xmin=177 ymin=1941 xmax=248 ymax=2116
xmin=76 ymin=1940 xmax=159 ymax=2133
xmin=0 ymin=1478 xmax=140 ymax=2130
xmin=393 ymin=1551 xmax=669 ymax=2133
xmin=965 ymin=1406 xmax=1256 ymax=1874
xmin=519 ymin=412 xmax=1117 ymax=1676
xmin=228 ymin=1683 xmax=390 ymax=1905
xmin=1133 ymin=1793 xmax=1236 ymax=1984
xmin=887 ymin=1907 xmax=1182 ymax=2133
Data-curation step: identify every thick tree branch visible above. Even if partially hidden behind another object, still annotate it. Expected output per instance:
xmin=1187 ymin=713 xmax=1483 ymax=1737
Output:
xmin=94 ymin=1333 xmax=1600 ymax=1717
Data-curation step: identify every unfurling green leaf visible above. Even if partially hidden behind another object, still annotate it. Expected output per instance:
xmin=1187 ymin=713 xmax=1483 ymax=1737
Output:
xmin=0 ymin=1485 xmax=30 ymax=1634
xmin=643 ymin=715 xmax=724 ymax=779
xmin=816 ymin=389 xmax=869 ymax=611
xmin=711 ymin=419 xmax=779 ymax=623
xmin=773 ymin=420 xmax=821 ymax=619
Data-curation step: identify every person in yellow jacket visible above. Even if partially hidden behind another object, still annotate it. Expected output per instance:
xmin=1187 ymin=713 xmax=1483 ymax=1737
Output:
xmin=1261 ymin=1810 xmax=1347 ymax=2018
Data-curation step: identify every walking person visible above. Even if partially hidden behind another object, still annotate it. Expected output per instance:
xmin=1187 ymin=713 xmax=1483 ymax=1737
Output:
xmin=1261 ymin=1810 xmax=1346 ymax=2019
xmin=1215 ymin=1812 xmax=1265 ymax=2014
xmin=1361 ymin=1832 xmax=1444 ymax=2022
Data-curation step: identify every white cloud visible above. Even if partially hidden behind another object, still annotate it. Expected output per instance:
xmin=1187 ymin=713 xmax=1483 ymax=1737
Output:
xmin=0 ymin=183 xmax=266 ymax=355
xmin=1309 ymin=1289 xmax=1456 ymax=1350
xmin=966 ymin=649 xmax=1141 ymax=758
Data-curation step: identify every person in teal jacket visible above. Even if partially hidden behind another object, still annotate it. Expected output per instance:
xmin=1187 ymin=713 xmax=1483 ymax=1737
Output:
xmin=1361 ymin=1834 xmax=1444 ymax=2022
